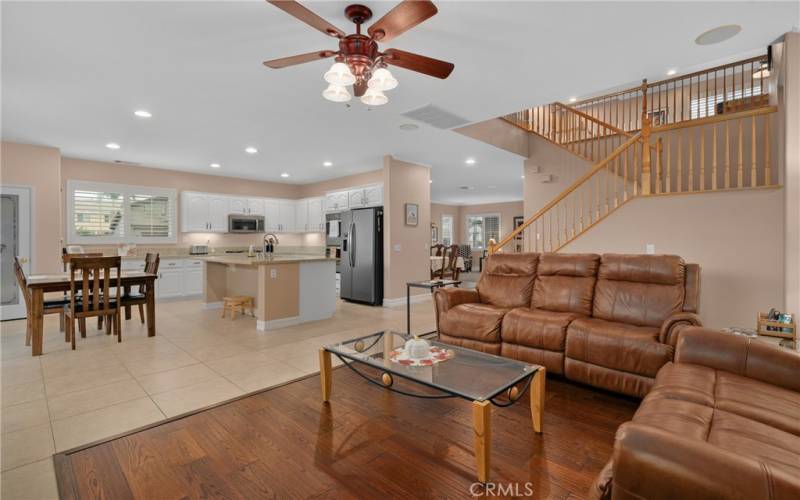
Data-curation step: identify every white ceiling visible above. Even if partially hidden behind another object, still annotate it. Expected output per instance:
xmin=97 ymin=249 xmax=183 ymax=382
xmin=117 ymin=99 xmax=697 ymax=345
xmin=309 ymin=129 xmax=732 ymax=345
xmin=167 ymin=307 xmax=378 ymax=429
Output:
xmin=2 ymin=1 xmax=797 ymax=205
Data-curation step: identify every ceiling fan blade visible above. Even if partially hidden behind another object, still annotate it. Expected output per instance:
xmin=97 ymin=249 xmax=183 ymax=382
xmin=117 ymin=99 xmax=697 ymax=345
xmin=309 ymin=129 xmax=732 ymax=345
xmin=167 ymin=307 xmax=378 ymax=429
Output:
xmin=368 ymin=0 xmax=438 ymax=42
xmin=263 ymin=50 xmax=337 ymax=69
xmin=382 ymin=48 xmax=454 ymax=79
xmin=353 ymin=80 xmax=368 ymax=97
xmin=267 ymin=0 xmax=345 ymax=38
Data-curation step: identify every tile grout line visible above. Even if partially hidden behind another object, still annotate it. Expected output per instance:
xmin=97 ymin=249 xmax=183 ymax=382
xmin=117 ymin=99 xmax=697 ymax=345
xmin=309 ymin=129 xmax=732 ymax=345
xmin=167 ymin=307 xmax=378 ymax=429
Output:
xmin=108 ymin=338 xmax=170 ymax=422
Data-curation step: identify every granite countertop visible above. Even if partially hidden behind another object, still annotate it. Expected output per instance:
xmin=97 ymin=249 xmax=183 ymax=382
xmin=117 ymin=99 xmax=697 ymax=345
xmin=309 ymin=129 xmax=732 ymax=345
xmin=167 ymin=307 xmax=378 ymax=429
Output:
xmin=202 ymin=255 xmax=334 ymax=266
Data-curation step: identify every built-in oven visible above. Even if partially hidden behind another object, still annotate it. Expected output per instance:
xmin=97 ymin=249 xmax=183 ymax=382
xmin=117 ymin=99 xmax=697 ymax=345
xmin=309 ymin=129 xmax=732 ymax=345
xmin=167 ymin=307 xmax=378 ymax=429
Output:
xmin=228 ymin=214 xmax=265 ymax=233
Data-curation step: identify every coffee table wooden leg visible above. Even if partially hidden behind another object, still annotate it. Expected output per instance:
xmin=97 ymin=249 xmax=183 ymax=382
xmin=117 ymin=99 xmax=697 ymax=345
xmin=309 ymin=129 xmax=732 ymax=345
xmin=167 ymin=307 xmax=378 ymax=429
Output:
xmin=319 ymin=348 xmax=332 ymax=402
xmin=472 ymin=400 xmax=491 ymax=483
xmin=531 ymin=368 xmax=546 ymax=433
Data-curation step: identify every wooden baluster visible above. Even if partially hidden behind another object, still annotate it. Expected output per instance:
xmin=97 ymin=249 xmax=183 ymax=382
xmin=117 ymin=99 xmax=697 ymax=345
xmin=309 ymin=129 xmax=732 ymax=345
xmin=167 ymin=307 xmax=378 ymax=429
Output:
xmin=688 ymin=129 xmax=694 ymax=192
xmin=665 ymin=133 xmax=671 ymax=193
xmin=572 ymin=193 xmax=577 ymax=238
xmin=677 ymin=129 xmax=683 ymax=193
xmin=605 ymin=164 xmax=610 ymax=214
xmin=751 ymin=115 xmax=757 ymax=187
xmin=699 ymin=125 xmax=705 ymax=191
xmin=640 ymin=79 xmax=652 ymax=195
xmin=623 ymin=145 xmax=629 ymax=201
xmin=655 ymin=138 xmax=663 ymax=194
xmin=765 ymin=115 xmax=771 ymax=186
xmin=633 ymin=143 xmax=639 ymax=196
xmin=725 ymin=119 xmax=731 ymax=188
xmin=737 ymin=118 xmax=744 ymax=187
xmin=614 ymin=155 xmax=620 ymax=206
xmin=712 ymin=123 xmax=718 ymax=190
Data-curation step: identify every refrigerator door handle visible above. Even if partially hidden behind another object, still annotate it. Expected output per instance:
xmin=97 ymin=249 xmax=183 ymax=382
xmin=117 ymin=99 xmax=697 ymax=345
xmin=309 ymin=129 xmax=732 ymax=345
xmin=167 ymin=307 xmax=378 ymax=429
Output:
xmin=349 ymin=222 xmax=356 ymax=267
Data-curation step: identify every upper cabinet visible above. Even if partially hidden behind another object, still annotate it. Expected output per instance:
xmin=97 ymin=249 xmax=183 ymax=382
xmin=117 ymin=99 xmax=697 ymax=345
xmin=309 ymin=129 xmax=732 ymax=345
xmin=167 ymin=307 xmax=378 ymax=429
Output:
xmin=325 ymin=183 xmax=383 ymax=212
xmin=295 ymin=197 xmax=325 ymax=232
xmin=277 ymin=200 xmax=296 ymax=232
xmin=324 ymin=190 xmax=349 ymax=212
xmin=246 ymin=198 xmax=265 ymax=216
xmin=181 ymin=192 xmax=228 ymax=233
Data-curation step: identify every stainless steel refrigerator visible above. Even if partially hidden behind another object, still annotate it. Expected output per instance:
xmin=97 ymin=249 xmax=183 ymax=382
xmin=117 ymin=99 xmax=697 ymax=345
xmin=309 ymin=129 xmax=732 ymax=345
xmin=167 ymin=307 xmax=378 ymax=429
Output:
xmin=340 ymin=207 xmax=383 ymax=305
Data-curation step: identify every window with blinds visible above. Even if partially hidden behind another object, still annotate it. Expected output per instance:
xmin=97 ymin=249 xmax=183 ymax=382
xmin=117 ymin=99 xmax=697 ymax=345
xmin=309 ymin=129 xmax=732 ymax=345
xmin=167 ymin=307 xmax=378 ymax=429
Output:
xmin=441 ymin=215 xmax=454 ymax=246
xmin=466 ymin=214 xmax=500 ymax=250
xmin=67 ymin=181 xmax=176 ymax=244
xmin=690 ymin=85 xmax=761 ymax=119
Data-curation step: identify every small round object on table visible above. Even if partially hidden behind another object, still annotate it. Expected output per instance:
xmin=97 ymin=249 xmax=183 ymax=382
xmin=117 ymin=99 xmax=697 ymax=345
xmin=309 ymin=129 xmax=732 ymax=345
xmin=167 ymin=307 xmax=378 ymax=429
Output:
xmin=381 ymin=372 xmax=394 ymax=387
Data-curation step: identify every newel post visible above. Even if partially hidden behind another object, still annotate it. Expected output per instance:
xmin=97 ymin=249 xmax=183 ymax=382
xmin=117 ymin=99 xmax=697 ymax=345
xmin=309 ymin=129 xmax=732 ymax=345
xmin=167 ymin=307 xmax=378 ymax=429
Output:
xmin=488 ymin=238 xmax=497 ymax=255
xmin=640 ymin=79 xmax=652 ymax=195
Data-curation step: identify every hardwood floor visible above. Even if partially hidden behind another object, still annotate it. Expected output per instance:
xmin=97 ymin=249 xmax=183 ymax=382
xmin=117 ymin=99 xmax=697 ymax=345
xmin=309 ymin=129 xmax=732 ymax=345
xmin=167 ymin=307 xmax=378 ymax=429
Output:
xmin=54 ymin=366 xmax=637 ymax=499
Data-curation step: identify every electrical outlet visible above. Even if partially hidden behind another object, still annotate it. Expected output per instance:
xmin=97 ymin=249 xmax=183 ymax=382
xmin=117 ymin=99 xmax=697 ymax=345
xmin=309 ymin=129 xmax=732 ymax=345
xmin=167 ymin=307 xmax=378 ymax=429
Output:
xmin=645 ymin=244 xmax=655 ymax=255
xmin=270 ymin=268 xmax=277 ymax=278
xmin=393 ymin=244 xmax=402 ymax=252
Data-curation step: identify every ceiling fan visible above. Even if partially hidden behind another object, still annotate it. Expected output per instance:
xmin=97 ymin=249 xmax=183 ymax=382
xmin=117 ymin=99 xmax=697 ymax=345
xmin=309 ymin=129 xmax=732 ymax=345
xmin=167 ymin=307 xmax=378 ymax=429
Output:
xmin=263 ymin=0 xmax=455 ymax=106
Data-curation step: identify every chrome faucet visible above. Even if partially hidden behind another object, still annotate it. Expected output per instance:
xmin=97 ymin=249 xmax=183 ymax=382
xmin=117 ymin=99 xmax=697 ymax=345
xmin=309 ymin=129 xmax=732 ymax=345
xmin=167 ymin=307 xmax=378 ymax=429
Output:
xmin=263 ymin=233 xmax=279 ymax=257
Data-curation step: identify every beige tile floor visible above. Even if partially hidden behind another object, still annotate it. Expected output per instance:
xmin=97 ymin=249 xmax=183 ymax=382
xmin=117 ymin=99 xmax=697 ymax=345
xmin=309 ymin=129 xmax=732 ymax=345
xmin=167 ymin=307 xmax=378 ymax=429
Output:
xmin=0 ymin=296 xmax=437 ymax=499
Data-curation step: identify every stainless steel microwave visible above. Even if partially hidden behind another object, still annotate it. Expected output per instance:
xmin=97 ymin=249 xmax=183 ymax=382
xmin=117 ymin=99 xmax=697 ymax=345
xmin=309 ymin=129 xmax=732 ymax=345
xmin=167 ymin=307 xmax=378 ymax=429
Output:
xmin=228 ymin=214 xmax=265 ymax=233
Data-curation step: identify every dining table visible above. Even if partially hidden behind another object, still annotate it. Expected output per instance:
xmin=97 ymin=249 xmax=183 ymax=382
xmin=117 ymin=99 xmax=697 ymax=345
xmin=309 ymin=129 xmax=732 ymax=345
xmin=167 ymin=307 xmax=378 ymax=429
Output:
xmin=25 ymin=270 xmax=158 ymax=356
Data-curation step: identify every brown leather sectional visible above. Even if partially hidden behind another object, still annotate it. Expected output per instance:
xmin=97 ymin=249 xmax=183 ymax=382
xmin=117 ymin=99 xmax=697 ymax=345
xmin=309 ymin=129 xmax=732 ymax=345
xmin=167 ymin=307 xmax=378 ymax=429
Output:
xmin=593 ymin=327 xmax=800 ymax=499
xmin=434 ymin=252 xmax=702 ymax=398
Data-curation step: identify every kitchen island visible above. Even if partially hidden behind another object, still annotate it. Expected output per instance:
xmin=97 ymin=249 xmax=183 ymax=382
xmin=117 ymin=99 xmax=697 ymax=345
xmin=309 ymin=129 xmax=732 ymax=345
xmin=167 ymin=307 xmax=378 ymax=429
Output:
xmin=203 ymin=255 xmax=336 ymax=331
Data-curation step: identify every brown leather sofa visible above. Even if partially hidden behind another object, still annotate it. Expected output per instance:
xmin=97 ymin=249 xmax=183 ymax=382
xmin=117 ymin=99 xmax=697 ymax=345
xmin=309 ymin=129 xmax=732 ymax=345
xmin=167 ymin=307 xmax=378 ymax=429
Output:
xmin=593 ymin=327 xmax=800 ymax=499
xmin=434 ymin=252 xmax=701 ymax=397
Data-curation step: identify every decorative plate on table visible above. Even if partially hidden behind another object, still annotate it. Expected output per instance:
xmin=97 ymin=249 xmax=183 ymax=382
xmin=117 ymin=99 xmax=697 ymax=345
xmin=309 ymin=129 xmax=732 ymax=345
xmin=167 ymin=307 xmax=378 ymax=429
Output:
xmin=389 ymin=346 xmax=455 ymax=367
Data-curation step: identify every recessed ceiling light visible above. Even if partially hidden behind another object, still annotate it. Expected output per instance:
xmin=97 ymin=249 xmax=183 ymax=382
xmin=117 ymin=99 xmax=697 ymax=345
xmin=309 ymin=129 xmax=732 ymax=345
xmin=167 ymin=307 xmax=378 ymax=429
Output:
xmin=210 ymin=163 xmax=221 ymax=169
xmin=465 ymin=158 xmax=476 ymax=165
xmin=134 ymin=110 xmax=152 ymax=118
xmin=666 ymin=69 xmax=677 ymax=76
xmin=323 ymin=161 xmax=333 ymax=167
xmin=399 ymin=123 xmax=419 ymax=131
xmin=568 ymin=97 xmax=577 ymax=103
xmin=245 ymin=147 xmax=258 ymax=154
xmin=280 ymin=172 xmax=290 ymax=178
xmin=429 ymin=179 xmax=433 ymax=184
xmin=105 ymin=142 xmax=120 ymax=150
xmin=521 ymin=175 xmax=526 ymax=179
xmin=695 ymin=24 xmax=741 ymax=46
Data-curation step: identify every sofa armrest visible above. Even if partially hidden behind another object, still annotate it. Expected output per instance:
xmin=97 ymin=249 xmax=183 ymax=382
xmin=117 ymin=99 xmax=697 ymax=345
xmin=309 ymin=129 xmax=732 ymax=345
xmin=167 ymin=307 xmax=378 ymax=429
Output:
xmin=659 ymin=312 xmax=702 ymax=345
xmin=676 ymin=326 xmax=800 ymax=393
xmin=433 ymin=288 xmax=480 ymax=313
xmin=610 ymin=423 xmax=800 ymax=500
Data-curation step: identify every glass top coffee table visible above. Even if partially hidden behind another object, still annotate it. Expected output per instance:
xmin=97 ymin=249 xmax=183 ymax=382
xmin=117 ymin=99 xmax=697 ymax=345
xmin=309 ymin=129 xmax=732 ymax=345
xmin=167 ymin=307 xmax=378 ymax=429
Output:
xmin=319 ymin=331 xmax=545 ymax=483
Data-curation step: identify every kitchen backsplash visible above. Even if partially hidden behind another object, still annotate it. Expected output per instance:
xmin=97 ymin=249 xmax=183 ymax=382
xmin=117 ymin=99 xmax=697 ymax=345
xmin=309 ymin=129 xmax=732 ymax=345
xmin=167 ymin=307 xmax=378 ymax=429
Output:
xmin=79 ymin=245 xmax=326 ymax=258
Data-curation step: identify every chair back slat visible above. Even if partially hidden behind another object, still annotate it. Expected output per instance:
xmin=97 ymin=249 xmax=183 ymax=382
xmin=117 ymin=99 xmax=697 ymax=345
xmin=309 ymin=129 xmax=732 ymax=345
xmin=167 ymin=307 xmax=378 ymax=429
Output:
xmin=139 ymin=253 xmax=160 ymax=294
xmin=13 ymin=257 xmax=32 ymax=311
xmin=68 ymin=256 xmax=122 ymax=318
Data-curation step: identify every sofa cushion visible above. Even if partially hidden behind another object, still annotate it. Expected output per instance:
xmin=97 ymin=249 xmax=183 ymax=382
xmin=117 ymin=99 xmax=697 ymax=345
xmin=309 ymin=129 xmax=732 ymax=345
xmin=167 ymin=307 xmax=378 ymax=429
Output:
xmin=438 ymin=303 xmax=510 ymax=344
xmin=593 ymin=254 xmax=686 ymax=327
xmin=532 ymin=253 xmax=599 ymax=316
xmin=501 ymin=308 xmax=579 ymax=352
xmin=566 ymin=317 xmax=672 ymax=378
xmin=646 ymin=362 xmax=717 ymax=407
xmin=476 ymin=253 xmax=538 ymax=308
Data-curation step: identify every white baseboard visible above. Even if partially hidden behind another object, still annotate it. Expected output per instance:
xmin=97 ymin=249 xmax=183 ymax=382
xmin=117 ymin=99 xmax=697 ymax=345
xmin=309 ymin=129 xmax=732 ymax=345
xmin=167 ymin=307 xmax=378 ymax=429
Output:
xmin=202 ymin=301 xmax=223 ymax=310
xmin=382 ymin=293 xmax=433 ymax=308
xmin=257 ymin=316 xmax=303 ymax=331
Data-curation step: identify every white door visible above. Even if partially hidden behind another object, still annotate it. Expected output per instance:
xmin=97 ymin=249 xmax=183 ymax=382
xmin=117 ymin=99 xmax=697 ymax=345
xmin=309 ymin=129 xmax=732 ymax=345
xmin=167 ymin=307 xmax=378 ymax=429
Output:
xmin=247 ymin=198 xmax=265 ymax=216
xmin=1 ymin=186 xmax=32 ymax=320
xmin=295 ymin=199 xmax=308 ymax=232
xmin=307 ymin=197 xmax=324 ymax=232
xmin=183 ymin=193 xmax=211 ymax=232
xmin=208 ymin=196 xmax=229 ymax=232
xmin=227 ymin=197 xmax=247 ymax=214
xmin=265 ymin=199 xmax=280 ymax=231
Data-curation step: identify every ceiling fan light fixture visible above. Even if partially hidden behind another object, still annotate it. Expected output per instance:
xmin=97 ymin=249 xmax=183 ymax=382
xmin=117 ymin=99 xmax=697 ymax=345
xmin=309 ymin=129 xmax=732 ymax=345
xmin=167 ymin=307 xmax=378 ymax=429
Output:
xmin=368 ymin=67 xmax=398 ymax=91
xmin=322 ymin=83 xmax=352 ymax=103
xmin=324 ymin=62 xmax=356 ymax=86
xmin=360 ymin=87 xmax=388 ymax=106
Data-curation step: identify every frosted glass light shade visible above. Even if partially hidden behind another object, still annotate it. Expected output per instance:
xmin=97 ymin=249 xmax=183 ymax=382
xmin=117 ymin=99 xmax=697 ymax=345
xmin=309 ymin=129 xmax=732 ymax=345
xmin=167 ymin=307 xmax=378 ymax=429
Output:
xmin=322 ymin=84 xmax=351 ymax=103
xmin=360 ymin=87 xmax=388 ymax=106
xmin=324 ymin=62 xmax=356 ymax=86
xmin=367 ymin=67 xmax=398 ymax=91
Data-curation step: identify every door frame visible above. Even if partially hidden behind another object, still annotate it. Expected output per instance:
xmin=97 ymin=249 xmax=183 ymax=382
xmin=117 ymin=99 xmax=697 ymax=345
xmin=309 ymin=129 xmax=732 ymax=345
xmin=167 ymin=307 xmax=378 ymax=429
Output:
xmin=1 ymin=184 xmax=34 ymax=320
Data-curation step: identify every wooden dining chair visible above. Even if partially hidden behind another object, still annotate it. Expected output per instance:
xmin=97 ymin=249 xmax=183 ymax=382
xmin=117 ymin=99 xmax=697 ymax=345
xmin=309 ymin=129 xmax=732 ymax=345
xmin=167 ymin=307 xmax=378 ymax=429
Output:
xmin=121 ymin=253 xmax=159 ymax=323
xmin=14 ymin=256 xmax=67 ymax=347
xmin=439 ymin=244 xmax=461 ymax=281
xmin=430 ymin=244 xmax=445 ymax=279
xmin=65 ymin=256 xmax=122 ymax=350
xmin=63 ymin=251 xmax=104 ymax=336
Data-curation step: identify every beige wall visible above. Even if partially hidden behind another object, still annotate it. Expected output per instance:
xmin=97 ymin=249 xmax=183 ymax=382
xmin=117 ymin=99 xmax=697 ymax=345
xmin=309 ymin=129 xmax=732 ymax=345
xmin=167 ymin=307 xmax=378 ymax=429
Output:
xmin=524 ymin=134 xmax=593 ymax=217
xmin=779 ymin=33 xmax=800 ymax=319
xmin=562 ymin=189 xmax=785 ymax=329
xmin=1 ymin=142 xmax=63 ymax=273
xmin=383 ymin=155 xmax=431 ymax=299
xmin=297 ymin=169 xmax=383 ymax=198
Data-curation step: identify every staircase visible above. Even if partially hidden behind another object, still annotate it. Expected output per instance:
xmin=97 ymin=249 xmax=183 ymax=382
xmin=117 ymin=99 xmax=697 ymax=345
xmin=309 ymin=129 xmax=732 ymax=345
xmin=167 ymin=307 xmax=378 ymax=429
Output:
xmin=492 ymin=54 xmax=778 ymax=254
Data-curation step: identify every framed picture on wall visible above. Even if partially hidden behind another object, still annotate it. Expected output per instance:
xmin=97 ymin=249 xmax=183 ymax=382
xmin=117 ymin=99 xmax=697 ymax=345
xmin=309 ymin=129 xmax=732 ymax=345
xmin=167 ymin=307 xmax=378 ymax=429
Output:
xmin=513 ymin=216 xmax=524 ymax=241
xmin=647 ymin=108 xmax=667 ymax=126
xmin=405 ymin=203 xmax=419 ymax=226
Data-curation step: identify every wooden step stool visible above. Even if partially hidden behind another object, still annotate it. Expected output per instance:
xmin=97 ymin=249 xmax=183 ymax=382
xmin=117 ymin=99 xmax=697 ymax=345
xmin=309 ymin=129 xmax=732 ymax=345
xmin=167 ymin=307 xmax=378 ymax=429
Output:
xmin=221 ymin=296 xmax=255 ymax=320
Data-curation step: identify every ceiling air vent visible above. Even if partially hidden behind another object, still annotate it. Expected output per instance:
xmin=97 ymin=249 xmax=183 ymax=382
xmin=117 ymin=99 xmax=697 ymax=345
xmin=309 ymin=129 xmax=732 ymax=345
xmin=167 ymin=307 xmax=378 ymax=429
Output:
xmin=401 ymin=104 xmax=470 ymax=130
xmin=458 ymin=185 xmax=475 ymax=191
xmin=113 ymin=160 xmax=141 ymax=166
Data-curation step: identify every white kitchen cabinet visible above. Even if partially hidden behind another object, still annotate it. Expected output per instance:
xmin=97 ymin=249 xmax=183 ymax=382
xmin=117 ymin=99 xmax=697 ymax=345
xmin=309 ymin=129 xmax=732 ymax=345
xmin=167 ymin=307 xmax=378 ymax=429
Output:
xmin=246 ymin=198 xmax=265 ymax=216
xmin=227 ymin=197 xmax=247 ymax=214
xmin=324 ymin=190 xmax=349 ymax=212
xmin=307 ymin=197 xmax=324 ymax=232
xmin=264 ymin=199 xmax=280 ymax=231
xmin=348 ymin=184 xmax=383 ymax=209
xmin=295 ymin=199 xmax=309 ymax=232
xmin=157 ymin=259 xmax=184 ymax=298
xmin=277 ymin=200 xmax=296 ymax=232
xmin=182 ymin=262 xmax=203 ymax=296
xmin=226 ymin=196 xmax=264 ymax=216
xmin=181 ymin=192 xmax=228 ymax=232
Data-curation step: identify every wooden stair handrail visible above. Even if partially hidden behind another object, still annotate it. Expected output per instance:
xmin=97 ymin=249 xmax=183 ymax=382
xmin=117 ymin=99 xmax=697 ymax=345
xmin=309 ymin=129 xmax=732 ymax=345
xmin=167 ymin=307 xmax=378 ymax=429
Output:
xmin=490 ymin=132 xmax=642 ymax=254
xmin=552 ymin=102 xmax=635 ymax=138
xmin=650 ymin=105 xmax=777 ymax=133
